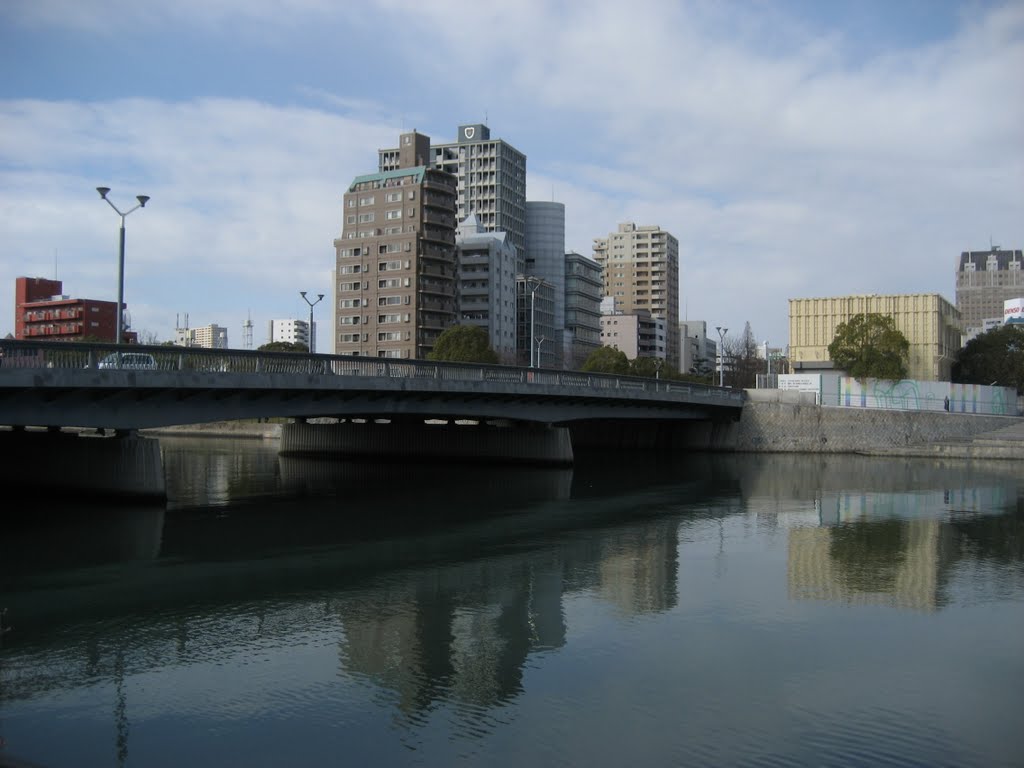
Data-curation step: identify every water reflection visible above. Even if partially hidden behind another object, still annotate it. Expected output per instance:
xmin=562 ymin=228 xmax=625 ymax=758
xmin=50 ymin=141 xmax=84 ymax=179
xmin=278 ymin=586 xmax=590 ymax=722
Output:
xmin=1 ymin=445 xmax=1022 ymax=767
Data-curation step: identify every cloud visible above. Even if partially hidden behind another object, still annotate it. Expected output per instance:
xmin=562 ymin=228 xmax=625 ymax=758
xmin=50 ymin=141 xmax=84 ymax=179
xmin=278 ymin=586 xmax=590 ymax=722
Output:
xmin=1 ymin=0 xmax=1021 ymax=351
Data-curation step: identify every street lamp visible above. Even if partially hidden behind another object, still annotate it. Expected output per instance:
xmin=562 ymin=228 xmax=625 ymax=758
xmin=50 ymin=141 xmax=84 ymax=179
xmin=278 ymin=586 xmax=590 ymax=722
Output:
xmin=516 ymin=275 xmax=548 ymax=368
xmin=300 ymin=291 xmax=324 ymax=353
xmin=715 ymin=326 xmax=728 ymax=387
xmin=96 ymin=187 xmax=149 ymax=345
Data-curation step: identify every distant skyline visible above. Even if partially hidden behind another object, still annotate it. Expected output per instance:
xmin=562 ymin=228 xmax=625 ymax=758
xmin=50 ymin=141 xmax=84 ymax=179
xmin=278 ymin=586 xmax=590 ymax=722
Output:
xmin=2 ymin=0 xmax=1022 ymax=352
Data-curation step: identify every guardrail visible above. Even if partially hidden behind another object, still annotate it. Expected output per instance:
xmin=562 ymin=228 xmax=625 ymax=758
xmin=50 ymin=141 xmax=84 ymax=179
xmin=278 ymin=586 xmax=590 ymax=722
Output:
xmin=0 ymin=339 xmax=744 ymax=405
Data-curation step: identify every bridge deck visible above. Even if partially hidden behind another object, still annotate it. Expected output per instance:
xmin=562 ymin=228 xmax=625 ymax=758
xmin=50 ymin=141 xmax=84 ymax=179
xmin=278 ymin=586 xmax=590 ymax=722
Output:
xmin=0 ymin=340 xmax=744 ymax=431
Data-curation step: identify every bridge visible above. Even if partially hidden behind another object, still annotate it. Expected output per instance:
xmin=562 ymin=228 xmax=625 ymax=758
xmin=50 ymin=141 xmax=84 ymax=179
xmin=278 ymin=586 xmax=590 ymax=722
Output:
xmin=0 ymin=339 xmax=744 ymax=496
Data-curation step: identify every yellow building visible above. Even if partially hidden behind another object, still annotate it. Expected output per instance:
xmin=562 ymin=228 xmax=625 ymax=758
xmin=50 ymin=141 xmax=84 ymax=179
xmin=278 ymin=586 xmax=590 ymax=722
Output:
xmin=788 ymin=294 xmax=961 ymax=381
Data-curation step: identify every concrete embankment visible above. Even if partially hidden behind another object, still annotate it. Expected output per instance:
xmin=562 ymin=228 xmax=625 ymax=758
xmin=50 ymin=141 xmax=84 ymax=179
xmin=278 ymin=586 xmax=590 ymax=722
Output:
xmin=143 ymin=397 xmax=1024 ymax=461
xmin=719 ymin=390 xmax=1024 ymax=460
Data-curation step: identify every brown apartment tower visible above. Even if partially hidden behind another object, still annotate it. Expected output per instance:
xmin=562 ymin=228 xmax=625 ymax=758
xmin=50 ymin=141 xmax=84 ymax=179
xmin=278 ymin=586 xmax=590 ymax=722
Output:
xmin=334 ymin=132 xmax=458 ymax=359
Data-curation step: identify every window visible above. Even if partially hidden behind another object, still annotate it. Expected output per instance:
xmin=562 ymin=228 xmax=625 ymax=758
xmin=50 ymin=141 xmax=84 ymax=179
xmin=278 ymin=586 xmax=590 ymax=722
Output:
xmin=339 ymin=281 xmax=360 ymax=291
xmin=378 ymin=260 xmax=403 ymax=271
xmin=386 ymin=191 xmax=402 ymax=202
xmin=386 ymin=209 xmax=402 ymax=220
xmin=346 ymin=215 xmax=356 ymax=224
xmin=379 ymin=278 xmax=401 ymax=289
xmin=338 ymin=315 xmax=361 ymax=325
xmin=378 ymin=314 xmax=402 ymax=324
xmin=378 ymin=296 xmax=403 ymax=306
xmin=347 ymin=199 xmax=356 ymax=208
xmin=339 ymin=299 xmax=361 ymax=308
xmin=339 ymin=333 xmax=360 ymax=343
xmin=358 ymin=212 xmax=375 ymax=223
xmin=359 ymin=196 xmax=375 ymax=207
xmin=339 ymin=264 xmax=361 ymax=274
xmin=378 ymin=331 xmax=403 ymax=342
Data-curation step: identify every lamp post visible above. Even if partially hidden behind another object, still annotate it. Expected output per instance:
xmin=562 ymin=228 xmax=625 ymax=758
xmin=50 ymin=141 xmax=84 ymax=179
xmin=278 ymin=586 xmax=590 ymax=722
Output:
xmin=517 ymin=275 xmax=547 ymax=368
xmin=715 ymin=326 xmax=728 ymax=387
xmin=299 ymin=291 xmax=324 ymax=353
xmin=96 ymin=187 xmax=149 ymax=346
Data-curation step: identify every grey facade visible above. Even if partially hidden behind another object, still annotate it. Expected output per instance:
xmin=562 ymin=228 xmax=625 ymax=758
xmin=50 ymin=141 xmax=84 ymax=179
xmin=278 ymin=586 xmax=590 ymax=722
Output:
xmin=564 ymin=252 xmax=602 ymax=369
xmin=955 ymin=247 xmax=1024 ymax=337
xmin=526 ymin=201 xmax=567 ymax=368
xmin=380 ymin=125 xmax=527 ymax=270
xmin=455 ymin=214 xmax=519 ymax=363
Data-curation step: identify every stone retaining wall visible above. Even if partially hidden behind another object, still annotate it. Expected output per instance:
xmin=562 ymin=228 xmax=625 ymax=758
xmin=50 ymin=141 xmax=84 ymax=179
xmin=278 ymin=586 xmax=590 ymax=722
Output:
xmin=716 ymin=397 xmax=1021 ymax=454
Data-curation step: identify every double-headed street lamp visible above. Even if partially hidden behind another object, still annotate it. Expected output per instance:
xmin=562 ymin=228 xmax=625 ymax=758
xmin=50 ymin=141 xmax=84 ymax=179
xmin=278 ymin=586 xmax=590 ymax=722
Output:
xmin=715 ymin=325 xmax=728 ymax=387
xmin=96 ymin=187 xmax=149 ymax=346
xmin=518 ymin=275 xmax=548 ymax=368
xmin=300 ymin=291 xmax=324 ymax=353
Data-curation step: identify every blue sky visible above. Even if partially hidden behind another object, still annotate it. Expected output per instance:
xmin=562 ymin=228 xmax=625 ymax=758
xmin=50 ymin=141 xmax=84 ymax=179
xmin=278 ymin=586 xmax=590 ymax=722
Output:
xmin=2 ymin=0 xmax=1022 ymax=352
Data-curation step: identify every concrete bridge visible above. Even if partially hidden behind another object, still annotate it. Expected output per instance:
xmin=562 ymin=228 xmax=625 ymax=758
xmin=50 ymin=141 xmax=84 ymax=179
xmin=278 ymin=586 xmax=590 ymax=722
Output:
xmin=0 ymin=340 xmax=743 ymax=497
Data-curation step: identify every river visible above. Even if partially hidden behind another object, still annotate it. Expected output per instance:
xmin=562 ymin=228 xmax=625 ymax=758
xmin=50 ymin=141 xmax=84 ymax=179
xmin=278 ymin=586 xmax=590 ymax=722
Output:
xmin=1 ymin=438 xmax=1023 ymax=767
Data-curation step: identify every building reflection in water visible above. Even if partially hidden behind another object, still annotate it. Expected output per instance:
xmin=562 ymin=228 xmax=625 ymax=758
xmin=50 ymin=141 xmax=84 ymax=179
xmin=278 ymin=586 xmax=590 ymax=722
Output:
xmin=3 ymin=445 xmax=1023 ymax=762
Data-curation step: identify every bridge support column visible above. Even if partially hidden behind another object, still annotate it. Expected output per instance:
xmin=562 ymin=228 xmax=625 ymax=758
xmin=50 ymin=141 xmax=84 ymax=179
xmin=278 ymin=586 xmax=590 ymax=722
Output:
xmin=0 ymin=430 xmax=166 ymax=500
xmin=280 ymin=420 xmax=574 ymax=466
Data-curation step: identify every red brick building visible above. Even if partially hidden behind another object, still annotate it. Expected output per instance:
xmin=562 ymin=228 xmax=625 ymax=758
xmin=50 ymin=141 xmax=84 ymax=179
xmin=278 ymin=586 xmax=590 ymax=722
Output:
xmin=15 ymin=277 xmax=136 ymax=343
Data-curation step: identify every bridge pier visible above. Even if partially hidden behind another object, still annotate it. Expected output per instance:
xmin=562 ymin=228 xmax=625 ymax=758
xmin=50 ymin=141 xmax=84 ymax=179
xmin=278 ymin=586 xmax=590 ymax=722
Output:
xmin=0 ymin=429 xmax=166 ymax=500
xmin=279 ymin=419 xmax=574 ymax=466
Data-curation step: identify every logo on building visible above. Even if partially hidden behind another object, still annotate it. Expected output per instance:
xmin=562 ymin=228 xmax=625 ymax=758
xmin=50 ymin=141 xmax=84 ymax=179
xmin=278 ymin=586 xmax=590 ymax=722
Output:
xmin=464 ymin=127 xmax=475 ymax=140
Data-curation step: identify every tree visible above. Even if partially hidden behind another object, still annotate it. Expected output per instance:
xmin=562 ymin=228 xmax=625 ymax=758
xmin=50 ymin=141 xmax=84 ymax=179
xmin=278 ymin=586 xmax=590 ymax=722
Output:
xmin=630 ymin=356 xmax=663 ymax=378
xmin=827 ymin=313 xmax=909 ymax=380
xmin=952 ymin=324 xmax=1024 ymax=393
xmin=428 ymin=325 xmax=499 ymax=364
xmin=258 ymin=341 xmax=309 ymax=353
xmin=580 ymin=346 xmax=630 ymax=375
xmin=725 ymin=321 xmax=762 ymax=388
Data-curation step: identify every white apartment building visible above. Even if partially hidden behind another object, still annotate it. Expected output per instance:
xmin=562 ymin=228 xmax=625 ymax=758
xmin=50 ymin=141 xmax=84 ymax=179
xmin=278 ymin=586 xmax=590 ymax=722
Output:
xmin=455 ymin=214 xmax=519 ymax=362
xmin=268 ymin=318 xmax=311 ymax=349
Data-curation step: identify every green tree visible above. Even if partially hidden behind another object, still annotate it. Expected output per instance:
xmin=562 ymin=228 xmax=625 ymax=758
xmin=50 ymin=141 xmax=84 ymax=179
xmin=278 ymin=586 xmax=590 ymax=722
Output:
xmin=258 ymin=341 xmax=309 ymax=353
xmin=952 ymin=324 xmax=1024 ymax=393
xmin=581 ymin=346 xmax=630 ymax=375
xmin=428 ymin=325 xmax=499 ymax=364
xmin=827 ymin=313 xmax=909 ymax=380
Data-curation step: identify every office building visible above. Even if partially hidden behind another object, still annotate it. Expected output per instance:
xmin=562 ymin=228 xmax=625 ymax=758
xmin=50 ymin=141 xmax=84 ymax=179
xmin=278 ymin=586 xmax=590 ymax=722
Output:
xmin=526 ymin=202 xmax=567 ymax=367
xmin=14 ymin=276 xmax=134 ymax=343
xmin=955 ymin=247 xmax=1024 ymax=338
xmin=268 ymin=319 xmax=310 ymax=349
xmin=518 ymin=277 xmax=556 ymax=367
xmin=380 ymin=124 xmax=527 ymax=267
xmin=336 ymin=135 xmax=458 ymax=359
xmin=564 ymin=252 xmax=603 ymax=369
xmin=788 ymin=294 xmax=961 ymax=381
xmin=593 ymin=223 xmax=679 ymax=370
xmin=455 ymin=214 xmax=518 ymax=363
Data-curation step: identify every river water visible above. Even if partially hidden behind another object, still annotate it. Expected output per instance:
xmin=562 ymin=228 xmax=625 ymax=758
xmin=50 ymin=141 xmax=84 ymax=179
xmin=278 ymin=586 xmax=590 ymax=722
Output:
xmin=1 ymin=438 xmax=1023 ymax=767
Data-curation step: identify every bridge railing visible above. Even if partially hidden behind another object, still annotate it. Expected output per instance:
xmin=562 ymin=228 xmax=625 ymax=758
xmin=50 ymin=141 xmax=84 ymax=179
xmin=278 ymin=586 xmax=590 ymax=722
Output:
xmin=0 ymin=339 xmax=744 ymax=405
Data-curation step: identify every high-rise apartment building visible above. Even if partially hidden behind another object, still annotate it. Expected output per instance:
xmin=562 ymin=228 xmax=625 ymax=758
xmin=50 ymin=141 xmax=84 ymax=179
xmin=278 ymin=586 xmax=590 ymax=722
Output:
xmin=455 ymin=214 xmax=518 ymax=362
xmin=335 ymin=139 xmax=458 ymax=359
xmin=14 ymin=277 xmax=132 ymax=343
xmin=788 ymin=294 xmax=961 ymax=381
xmin=593 ymin=223 xmax=679 ymax=370
xmin=564 ymin=252 xmax=602 ymax=369
xmin=679 ymin=320 xmax=715 ymax=377
xmin=380 ymin=124 xmax=526 ymax=268
xmin=955 ymin=247 xmax=1024 ymax=338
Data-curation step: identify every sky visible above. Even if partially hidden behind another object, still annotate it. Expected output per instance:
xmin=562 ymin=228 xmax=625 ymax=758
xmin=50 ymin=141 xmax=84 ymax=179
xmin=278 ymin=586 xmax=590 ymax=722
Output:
xmin=1 ymin=0 xmax=1022 ymax=353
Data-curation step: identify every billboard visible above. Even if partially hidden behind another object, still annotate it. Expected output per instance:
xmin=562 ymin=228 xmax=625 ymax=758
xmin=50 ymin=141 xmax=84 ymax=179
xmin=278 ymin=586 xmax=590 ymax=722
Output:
xmin=1003 ymin=298 xmax=1024 ymax=324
